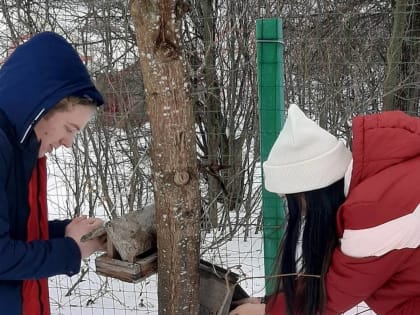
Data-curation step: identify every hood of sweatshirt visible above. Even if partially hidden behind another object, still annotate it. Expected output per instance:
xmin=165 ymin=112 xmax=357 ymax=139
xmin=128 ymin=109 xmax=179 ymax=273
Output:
xmin=0 ymin=31 xmax=103 ymax=144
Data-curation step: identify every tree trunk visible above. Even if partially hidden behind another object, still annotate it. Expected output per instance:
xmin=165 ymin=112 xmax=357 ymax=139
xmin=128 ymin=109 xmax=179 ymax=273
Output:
xmin=130 ymin=1 xmax=201 ymax=314
xmin=383 ymin=0 xmax=420 ymax=112
xmin=405 ymin=1 xmax=420 ymax=112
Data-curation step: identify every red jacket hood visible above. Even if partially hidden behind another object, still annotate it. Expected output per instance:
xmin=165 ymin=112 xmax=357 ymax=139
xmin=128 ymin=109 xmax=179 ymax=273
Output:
xmin=337 ymin=110 xmax=420 ymax=235
xmin=349 ymin=110 xmax=420 ymax=191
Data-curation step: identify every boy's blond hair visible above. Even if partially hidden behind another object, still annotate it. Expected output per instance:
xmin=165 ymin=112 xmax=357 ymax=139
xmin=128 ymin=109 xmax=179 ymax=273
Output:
xmin=44 ymin=96 xmax=97 ymax=119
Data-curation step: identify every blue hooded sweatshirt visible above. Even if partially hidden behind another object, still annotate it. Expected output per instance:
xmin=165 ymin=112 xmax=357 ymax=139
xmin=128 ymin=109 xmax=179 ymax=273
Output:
xmin=0 ymin=32 xmax=103 ymax=314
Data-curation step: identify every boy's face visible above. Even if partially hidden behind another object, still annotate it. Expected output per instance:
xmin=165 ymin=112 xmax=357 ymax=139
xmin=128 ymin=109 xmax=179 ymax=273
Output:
xmin=33 ymin=104 xmax=95 ymax=158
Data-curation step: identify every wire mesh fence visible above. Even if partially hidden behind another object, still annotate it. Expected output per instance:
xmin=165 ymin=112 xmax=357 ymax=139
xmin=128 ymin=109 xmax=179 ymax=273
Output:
xmin=0 ymin=0 xmax=419 ymax=314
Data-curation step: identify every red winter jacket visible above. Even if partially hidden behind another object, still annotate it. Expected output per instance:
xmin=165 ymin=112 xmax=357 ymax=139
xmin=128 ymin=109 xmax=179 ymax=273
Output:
xmin=267 ymin=110 xmax=420 ymax=314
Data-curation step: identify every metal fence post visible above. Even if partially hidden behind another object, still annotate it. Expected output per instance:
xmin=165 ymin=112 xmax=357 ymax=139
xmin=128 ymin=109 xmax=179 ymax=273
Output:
xmin=256 ymin=17 xmax=285 ymax=294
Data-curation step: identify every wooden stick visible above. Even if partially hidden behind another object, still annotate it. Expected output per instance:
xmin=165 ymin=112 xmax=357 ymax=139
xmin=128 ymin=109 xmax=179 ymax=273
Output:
xmin=80 ymin=226 xmax=106 ymax=242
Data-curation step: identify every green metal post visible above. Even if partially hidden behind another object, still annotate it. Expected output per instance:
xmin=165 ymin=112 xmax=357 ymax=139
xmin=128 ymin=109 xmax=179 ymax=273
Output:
xmin=256 ymin=18 xmax=285 ymax=294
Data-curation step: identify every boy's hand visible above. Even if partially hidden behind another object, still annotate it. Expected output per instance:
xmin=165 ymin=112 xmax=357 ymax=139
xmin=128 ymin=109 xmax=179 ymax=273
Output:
xmin=65 ymin=216 xmax=105 ymax=259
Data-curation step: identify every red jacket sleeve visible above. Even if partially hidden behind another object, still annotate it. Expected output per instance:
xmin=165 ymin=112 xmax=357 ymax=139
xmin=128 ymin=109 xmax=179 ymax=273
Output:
xmin=324 ymin=247 xmax=415 ymax=314
xmin=265 ymin=293 xmax=286 ymax=315
xmin=386 ymin=297 xmax=420 ymax=314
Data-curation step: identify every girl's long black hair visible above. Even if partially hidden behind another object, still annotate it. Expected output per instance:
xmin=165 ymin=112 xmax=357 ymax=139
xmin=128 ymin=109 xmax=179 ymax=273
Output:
xmin=267 ymin=178 xmax=345 ymax=315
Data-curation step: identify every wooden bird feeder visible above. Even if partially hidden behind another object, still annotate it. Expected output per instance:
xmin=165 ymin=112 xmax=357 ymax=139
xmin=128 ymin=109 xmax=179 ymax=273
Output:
xmin=85 ymin=204 xmax=249 ymax=314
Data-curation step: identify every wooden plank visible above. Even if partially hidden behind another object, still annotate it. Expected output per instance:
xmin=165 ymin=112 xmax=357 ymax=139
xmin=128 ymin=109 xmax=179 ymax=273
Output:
xmin=106 ymin=204 xmax=156 ymax=262
xmin=95 ymin=253 xmax=248 ymax=314
xmin=82 ymin=204 xmax=156 ymax=262
xmin=106 ymin=240 xmax=118 ymax=258
xmin=95 ymin=252 xmax=157 ymax=283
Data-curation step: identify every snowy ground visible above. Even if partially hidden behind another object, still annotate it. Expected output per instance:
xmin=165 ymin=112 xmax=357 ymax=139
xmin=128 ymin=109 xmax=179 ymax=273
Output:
xmin=47 ymin=224 xmax=374 ymax=315
xmin=46 ymin=148 xmax=374 ymax=314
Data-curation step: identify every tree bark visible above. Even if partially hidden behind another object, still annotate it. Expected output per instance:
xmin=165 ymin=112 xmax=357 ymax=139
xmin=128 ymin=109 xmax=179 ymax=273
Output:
xmin=130 ymin=1 xmax=201 ymax=314
xmin=383 ymin=0 xmax=420 ymax=112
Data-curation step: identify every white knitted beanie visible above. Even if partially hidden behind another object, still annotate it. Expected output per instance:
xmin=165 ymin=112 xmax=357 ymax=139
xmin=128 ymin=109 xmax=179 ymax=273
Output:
xmin=263 ymin=104 xmax=352 ymax=194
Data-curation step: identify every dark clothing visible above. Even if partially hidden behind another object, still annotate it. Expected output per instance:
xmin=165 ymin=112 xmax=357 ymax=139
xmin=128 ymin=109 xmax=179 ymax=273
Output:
xmin=0 ymin=32 xmax=103 ymax=314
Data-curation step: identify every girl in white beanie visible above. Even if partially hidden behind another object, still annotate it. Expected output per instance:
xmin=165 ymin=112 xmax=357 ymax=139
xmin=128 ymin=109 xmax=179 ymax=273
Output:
xmin=231 ymin=104 xmax=420 ymax=315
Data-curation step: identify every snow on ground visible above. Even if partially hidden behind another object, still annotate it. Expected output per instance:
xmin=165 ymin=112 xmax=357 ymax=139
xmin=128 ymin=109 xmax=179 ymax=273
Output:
xmin=46 ymin=148 xmax=374 ymax=314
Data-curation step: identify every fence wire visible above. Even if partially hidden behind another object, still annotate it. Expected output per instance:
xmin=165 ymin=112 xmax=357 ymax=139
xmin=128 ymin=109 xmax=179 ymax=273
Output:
xmin=0 ymin=0 xmax=418 ymax=314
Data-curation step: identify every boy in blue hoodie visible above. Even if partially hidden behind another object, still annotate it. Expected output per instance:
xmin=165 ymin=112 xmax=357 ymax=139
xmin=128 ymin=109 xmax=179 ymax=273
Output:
xmin=0 ymin=32 xmax=105 ymax=315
